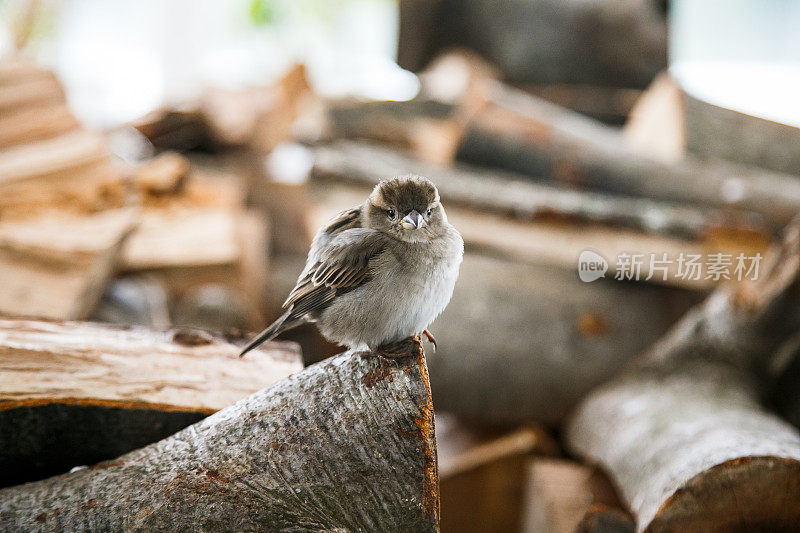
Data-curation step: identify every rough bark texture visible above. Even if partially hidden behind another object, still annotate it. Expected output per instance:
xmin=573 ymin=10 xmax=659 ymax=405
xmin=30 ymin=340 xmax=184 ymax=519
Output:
xmin=457 ymin=81 xmax=800 ymax=232
xmin=566 ymin=221 xmax=800 ymax=531
xmin=0 ymin=319 xmax=302 ymax=488
xmin=0 ymin=344 xmax=439 ymax=532
xmin=684 ymin=92 xmax=800 ymax=177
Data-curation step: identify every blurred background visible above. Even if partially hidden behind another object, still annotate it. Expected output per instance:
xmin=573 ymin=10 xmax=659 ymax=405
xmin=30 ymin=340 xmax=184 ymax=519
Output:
xmin=2 ymin=0 xmax=800 ymax=531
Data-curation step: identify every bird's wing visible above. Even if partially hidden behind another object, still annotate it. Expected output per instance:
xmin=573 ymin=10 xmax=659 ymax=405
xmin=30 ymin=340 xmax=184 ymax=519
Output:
xmin=282 ymin=227 xmax=388 ymax=318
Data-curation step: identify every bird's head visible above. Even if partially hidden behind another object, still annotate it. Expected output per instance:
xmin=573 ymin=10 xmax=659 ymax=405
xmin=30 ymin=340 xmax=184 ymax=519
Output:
xmin=365 ymin=175 xmax=446 ymax=243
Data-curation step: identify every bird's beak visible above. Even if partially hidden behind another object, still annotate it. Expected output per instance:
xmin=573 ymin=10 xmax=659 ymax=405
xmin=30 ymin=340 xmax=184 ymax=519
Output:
xmin=401 ymin=210 xmax=422 ymax=230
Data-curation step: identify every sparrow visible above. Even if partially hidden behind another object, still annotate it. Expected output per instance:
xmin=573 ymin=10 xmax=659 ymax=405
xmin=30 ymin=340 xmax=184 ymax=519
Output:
xmin=240 ymin=175 xmax=463 ymax=358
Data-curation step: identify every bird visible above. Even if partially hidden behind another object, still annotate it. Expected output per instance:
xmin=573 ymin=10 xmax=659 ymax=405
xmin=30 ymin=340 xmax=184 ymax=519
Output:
xmin=240 ymin=175 xmax=463 ymax=358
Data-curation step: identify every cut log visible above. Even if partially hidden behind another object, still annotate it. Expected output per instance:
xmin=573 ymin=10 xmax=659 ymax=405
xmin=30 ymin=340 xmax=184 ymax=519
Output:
xmin=521 ymin=458 xmax=633 ymax=533
xmin=457 ymin=81 xmax=800 ymax=231
xmin=0 ymin=343 xmax=439 ymax=532
xmin=0 ymin=102 xmax=80 ymax=149
xmin=0 ymin=130 xmax=125 ymax=217
xmin=131 ymin=151 xmax=190 ymax=196
xmin=0 ymin=209 xmax=137 ymax=320
xmin=626 ymin=72 xmax=800 ymax=175
xmin=566 ymin=218 xmax=800 ymax=531
xmin=0 ymin=318 xmax=302 ymax=489
xmin=312 ymin=142 xmax=769 ymax=290
xmin=437 ymin=414 xmax=557 ymax=533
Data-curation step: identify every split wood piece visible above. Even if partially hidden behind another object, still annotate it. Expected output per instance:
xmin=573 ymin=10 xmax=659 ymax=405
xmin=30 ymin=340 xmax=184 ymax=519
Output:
xmin=437 ymin=413 xmax=558 ymax=533
xmin=566 ymin=218 xmax=800 ymax=531
xmin=0 ymin=70 xmax=65 ymax=112
xmin=132 ymin=107 xmax=210 ymax=152
xmin=626 ymin=71 xmax=800 ymax=176
xmin=131 ymin=151 xmax=190 ymax=196
xmin=0 ymin=344 xmax=439 ymax=532
xmin=521 ymin=458 xmax=633 ymax=533
xmin=202 ymin=64 xmax=313 ymax=154
xmin=0 ymin=208 xmax=138 ymax=320
xmin=120 ymin=206 xmax=268 ymax=330
xmin=0 ymin=130 xmax=126 ymax=218
xmin=457 ymin=80 xmax=800 ymax=231
xmin=311 ymin=144 xmax=769 ymax=290
xmin=0 ymin=102 xmax=79 ymax=149
xmin=0 ymin=319 xmax=302 ymax=489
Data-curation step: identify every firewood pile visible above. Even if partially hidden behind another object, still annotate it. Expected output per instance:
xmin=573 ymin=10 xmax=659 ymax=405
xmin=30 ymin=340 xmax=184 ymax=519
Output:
xmin=3 ymin=6 xmax=800 ymax=530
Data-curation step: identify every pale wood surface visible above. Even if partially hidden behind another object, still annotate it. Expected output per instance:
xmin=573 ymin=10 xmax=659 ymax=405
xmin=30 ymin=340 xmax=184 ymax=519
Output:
xmin=567 ymin=220 xmax=800 ymax=532
xmin=0 ymin=209 xmax=137 ymax=319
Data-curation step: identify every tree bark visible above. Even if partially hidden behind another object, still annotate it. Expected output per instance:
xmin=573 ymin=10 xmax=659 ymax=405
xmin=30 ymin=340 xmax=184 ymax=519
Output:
xmin=566 ymin=219 xmax=800 ymax=531
xmin=457 ymin=81 xmax=800 ymax=232
xmin=0 ymin=343 xmax=439 ymax=532
xmin=0 ymin=319 xmax=302 ymax=488
xmin=313 ymin=140 xmax=767 ymax=242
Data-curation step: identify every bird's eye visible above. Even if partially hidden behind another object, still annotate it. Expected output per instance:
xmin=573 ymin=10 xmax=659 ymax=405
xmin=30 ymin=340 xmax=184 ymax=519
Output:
xmin=426 ymin=208 xmax=432 ymax=216
xmin=386 ymin=209 xmax=395 ymax=219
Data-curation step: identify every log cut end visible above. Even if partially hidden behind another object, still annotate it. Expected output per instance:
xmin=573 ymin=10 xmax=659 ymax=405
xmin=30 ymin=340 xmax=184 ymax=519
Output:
xmin=646 ymin=456 xmax=800 ymax=533
xmin=0 ymin=342 xmax=440 ymax=532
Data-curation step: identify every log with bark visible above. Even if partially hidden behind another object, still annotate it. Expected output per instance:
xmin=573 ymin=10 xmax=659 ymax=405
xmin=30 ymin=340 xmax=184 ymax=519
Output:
xmin=0 ymin=342 xmax=439 ymax=532
xmin=566 ymin=219 xmax=800 ymax=531
xmin=457 ymin=81 xmax=800 ymax=232
xmin=0 ymin=319 xmax=302 ymax=489
xmin=0 ymin=59 xmax=80 ymax=149
xmin=0 ymin=209 xmax=138 ymax=320
xmin=312 ymin=141 xmax=769 ymax=291
xmin=625 ymin=71 xmax=800 ymax=176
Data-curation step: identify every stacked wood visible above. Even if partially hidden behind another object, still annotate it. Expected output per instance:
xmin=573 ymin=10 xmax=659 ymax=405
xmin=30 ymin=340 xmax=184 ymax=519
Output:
xmin=0 ymin=209 xmax=137 ymax=320
xmin=457 ymin=80 xmax=800 ymax=232
xmin=118 ymin=168 xmax=268 ymax=330
xmin=566 ymin=218 xmax=800 ymax=531
xmin=437 ymin=414 xmax=557 ymax=533
xmin=0 ymin=130 xmax=127 ymax=219
xmin=305 ymin=179 xmax=700 ymax=424
xmin=0 ymin=342 xmax=439 ymax=532
xmin=397 ymin=0 xmax=667 ymax=88
xmin=522 ymin=459 xmax=634 ymax=533
xmin=625 ymin=72 xmax=800 ymax=175
xmin=0 ymin=60 xmax=80 ymax=149
xmin=0 ymin=60 xmax=126 ymax=219
xmin=0 ymin=319 xmax=302 ymax=488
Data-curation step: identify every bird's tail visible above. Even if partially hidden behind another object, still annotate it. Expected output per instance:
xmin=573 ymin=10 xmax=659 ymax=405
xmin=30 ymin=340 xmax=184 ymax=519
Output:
xmin=239 ymin=308 xmax=299 ymax=357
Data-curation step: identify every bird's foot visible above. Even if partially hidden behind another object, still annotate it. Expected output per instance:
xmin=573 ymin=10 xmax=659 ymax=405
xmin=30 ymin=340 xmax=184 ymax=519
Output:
xmin=375 ymin=336 xmax=423 ymax=360
xmin=421 ymin=329 xmax=437 ymax=352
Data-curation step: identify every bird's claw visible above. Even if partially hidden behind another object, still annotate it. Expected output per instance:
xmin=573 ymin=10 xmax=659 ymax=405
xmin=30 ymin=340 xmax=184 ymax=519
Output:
xmin=422 ymin=329 xmax=437 ymax=352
